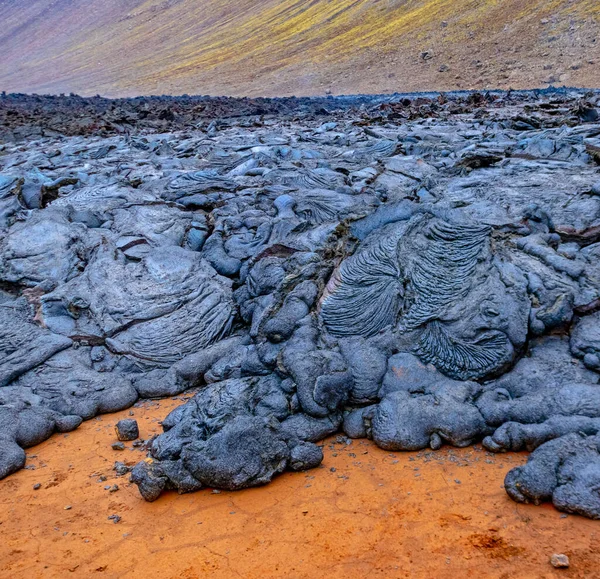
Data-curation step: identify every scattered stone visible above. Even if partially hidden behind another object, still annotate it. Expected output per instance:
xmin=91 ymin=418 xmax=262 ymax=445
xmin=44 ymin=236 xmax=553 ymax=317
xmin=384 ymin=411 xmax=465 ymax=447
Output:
xmin=114 ymin=461 xmax=131 ymax=476
xmin=115 ymin=419 xmax=139 ymax=442
xmin=550 ymin=554 xmax=570 ymax=569
xmin=111 ymin=442 xmax=126 ymax=451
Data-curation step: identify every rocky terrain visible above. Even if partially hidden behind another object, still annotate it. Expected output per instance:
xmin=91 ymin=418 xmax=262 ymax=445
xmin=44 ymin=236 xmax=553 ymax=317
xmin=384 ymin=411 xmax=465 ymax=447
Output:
xmin=3 ymin=401 xmax=598 ymax=578
xmin=0 ymin=0 xmax=599 ymax=97
xmin=1 ymin=89 xmax=600 ymax=519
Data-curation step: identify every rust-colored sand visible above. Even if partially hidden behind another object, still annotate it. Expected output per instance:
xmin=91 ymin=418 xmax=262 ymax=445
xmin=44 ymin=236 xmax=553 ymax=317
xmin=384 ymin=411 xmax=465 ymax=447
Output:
xmin=1 ymin=398 xmax=598 ymax=579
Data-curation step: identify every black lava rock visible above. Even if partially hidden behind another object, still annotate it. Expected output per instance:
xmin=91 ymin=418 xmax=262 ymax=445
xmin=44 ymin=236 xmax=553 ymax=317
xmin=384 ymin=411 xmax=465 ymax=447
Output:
xmin=115 ymin=419 xmax=139 ymax=442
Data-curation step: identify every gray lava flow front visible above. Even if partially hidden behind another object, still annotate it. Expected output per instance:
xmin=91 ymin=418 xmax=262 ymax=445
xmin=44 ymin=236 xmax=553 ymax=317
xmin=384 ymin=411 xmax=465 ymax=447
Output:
xmin=1 ymin=90 xmax=600 ymax=519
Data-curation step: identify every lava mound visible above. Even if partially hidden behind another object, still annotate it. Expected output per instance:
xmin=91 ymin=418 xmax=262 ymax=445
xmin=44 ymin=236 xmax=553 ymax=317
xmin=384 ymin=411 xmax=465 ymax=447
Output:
xmin=1 ymin=90 xmax=600 ymax=518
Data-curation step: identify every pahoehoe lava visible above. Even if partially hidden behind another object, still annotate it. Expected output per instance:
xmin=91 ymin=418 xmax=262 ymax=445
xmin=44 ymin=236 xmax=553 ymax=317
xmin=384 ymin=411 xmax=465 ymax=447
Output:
xmin=1 ymin=89 xmax=600 ymax=519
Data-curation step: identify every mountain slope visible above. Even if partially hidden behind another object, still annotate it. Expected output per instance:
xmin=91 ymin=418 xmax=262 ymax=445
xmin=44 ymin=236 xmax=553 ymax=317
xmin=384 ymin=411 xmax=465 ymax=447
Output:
xmin=0 ymin=0 xmax=599 ymax=97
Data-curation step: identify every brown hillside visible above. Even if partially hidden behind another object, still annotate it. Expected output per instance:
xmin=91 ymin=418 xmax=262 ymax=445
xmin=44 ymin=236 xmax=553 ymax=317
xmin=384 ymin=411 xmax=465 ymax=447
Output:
xmin=0 ymin=0 xmax=599 ymax=98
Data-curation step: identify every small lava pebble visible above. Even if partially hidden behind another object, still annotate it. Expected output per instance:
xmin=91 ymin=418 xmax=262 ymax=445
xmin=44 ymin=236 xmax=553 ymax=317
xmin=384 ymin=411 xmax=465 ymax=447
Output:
xmin=111 ymin=441 xmax=125 ymax=451
xmin=33 ymin=483 xmax=41 ymax=490
xmin=114 ymin=461 xmax=131 ymax=476
xmin=550 ymin=554 xmax=570 ymax=569
xmin=115 ymin=419 xmax=139 ymax=441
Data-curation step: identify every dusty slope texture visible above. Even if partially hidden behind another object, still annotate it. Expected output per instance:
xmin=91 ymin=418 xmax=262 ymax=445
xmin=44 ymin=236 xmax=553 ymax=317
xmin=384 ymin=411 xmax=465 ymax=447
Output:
xmin=2 ymin=90 xmax=600 ymax=520
xmin=0 ymin=0 xmax=599 ymax=97
xmin=2 ymin=400 xmax=600 ymax=579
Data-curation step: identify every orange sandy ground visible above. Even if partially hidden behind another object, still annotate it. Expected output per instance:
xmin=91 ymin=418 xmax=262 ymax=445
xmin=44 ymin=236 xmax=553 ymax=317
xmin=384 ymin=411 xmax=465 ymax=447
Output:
xmin=1 ymin=397 xmax=599 ymax=579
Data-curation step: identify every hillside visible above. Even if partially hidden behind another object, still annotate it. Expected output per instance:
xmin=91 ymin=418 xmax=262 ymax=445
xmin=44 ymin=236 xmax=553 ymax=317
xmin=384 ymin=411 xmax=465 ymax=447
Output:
xmin=0 ymin=0 xmax=599 ymax=97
